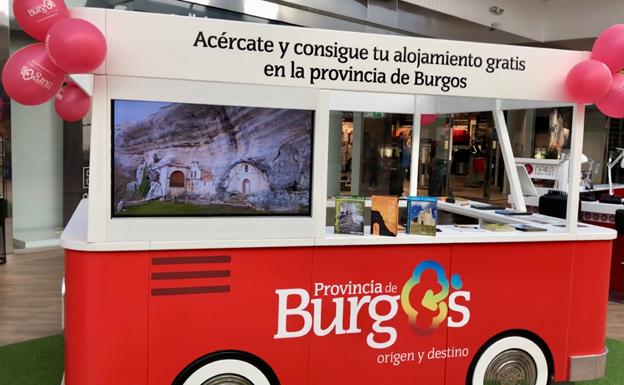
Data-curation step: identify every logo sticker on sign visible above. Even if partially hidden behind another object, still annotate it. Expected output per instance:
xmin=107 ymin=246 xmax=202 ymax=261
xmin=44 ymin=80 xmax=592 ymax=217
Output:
xmin=401 ymin=260 xmax=470 ymax=336
xmin=274 ymin=260 xmax=471 ymax=349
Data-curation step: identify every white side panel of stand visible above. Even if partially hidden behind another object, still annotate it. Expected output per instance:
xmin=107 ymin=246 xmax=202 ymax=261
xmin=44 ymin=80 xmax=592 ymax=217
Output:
xmin=88 ymin=76 xmax=108 ymax=242
xmin=106 ymin=77 xmax=318 ymax=242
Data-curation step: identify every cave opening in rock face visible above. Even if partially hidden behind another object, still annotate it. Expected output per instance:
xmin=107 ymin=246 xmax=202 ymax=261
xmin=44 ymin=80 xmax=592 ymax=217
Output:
xmin=225 ymin=162 xmax=269 ymax=195
xmin=169 ymin=171 xmax=185 ymax=187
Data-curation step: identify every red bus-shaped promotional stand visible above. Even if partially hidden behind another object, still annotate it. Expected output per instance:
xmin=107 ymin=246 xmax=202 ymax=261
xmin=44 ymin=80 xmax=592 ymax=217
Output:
xmin=61 ymin=8 xmax=616 ymax=385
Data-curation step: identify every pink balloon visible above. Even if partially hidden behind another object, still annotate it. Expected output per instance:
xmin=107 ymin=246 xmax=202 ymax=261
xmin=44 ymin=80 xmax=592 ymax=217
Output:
xmin=55 ymin=83 xmax=90 ymax=121
xmin=565 ymin=60 xmax=612 ymax=103
xmin=46 ymin=18 xmax=106 ymax=73
xmin=421 ymin=114 xmax=437 ymax=126
xmin=591 ymin=24 xmax=624 ymax=73
xmin=1 ymin=43 xmax=66 ymax=106
xmin=596 ymin=73 xmax=624 ymax=118
xmin=13 ymin=0 xmax=69 ymax=41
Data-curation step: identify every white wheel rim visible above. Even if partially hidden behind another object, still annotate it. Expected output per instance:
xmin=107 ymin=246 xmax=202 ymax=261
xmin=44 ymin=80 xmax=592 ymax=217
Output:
xmin=182 ymin=359 xmax=271 ymax=385
xmin=472 ymin=336 xmax=548 ymax=385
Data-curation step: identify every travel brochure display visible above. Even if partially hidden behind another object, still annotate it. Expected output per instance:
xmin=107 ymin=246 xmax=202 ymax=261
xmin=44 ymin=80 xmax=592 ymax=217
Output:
xmin=335 ymin=195 xmax=438 ymax=236
xmin=370 ymin=195 xmax=398 ymax=236
xmin=334 ymin=196 xmax=365 ymax=235
xmin=407 ymin=196 xmax=438 ymax=236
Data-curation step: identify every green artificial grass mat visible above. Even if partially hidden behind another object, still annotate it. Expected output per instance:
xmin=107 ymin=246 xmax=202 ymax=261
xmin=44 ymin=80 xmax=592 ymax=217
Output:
xmin=0 ymin=335 xmax=64 ymax=385
xmin=0 ymin=335 xmax=621 ymax=385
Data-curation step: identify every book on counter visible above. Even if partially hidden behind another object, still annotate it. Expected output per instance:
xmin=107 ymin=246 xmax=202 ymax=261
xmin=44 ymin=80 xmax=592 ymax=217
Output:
xmin=514 ymin=224 xmax=547 ymax=232
xmin=453 ymin=224 xmax=485 ymax=232
xmin=454 ymin=198 xmax=470 ymax=206
xmin=445 ymin=197 xmax=470 ymax=206
xmin=334 ymin=196 xmax=365 ymax=235
xmin=406 ymin=196 xmax=438 ymax=236
xmin=480 ymin=222 xmax=515 ymax=232
xmin=371 ymin=195 xmax=399 ymax=236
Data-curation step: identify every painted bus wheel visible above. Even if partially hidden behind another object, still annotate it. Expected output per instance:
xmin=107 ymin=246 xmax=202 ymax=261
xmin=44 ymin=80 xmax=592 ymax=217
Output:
xmin=483 ymin=349 xmax=537 ymax=385
xmin=471 ymin=336 xmax=549 ymax=385
xmin=202 ymin=373 xmax=253 ymax=385
xmin=180 ymin=359 xmax=271 ymax=385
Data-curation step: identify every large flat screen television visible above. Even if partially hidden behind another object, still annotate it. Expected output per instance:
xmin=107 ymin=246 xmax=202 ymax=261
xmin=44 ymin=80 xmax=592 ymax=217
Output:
xmin=112 ymin=99 xmax=314 ymax=217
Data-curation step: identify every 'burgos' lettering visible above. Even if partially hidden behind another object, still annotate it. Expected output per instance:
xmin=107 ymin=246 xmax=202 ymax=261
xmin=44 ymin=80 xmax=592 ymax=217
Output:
xmin=274 ymin=260 xmax=471 ymax=349
xmin=21 ymin=66 xmax=54 ymax=90
xmin=27 ymin=0 xmax=57 ymax=16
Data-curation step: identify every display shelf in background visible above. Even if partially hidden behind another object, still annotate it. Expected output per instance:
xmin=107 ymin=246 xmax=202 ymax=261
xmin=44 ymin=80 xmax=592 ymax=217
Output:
xmin=13 ymin=228 xmax=62 ymax=249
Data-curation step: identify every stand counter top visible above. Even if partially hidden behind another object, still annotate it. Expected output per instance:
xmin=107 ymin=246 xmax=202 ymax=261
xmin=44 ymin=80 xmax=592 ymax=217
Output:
xmin=62 ymin=199 xmax=616 ymax=252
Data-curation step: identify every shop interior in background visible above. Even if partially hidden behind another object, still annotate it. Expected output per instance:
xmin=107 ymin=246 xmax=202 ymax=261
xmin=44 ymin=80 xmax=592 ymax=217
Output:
xmin=525 ymin=107 xmax=621 ymax=195
xmin=332 ymin=107 xmax=624 ymax=206
xmin=333 ymin=110 xmax=505 ymax=203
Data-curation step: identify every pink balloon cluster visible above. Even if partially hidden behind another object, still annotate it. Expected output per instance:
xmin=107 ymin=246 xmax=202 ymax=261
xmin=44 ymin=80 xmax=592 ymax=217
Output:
xmin=566 ymin=24 xmax=624 ymax=118
xmin=1 ymin=0 xmax=107 ymax=121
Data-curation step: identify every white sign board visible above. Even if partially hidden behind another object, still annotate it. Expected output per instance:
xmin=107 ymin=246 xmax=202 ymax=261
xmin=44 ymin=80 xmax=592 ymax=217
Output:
xmin=516 ymin=158 xmax=561 ymax=180
xmin=74 ymin=9 xmax=592 ymax=102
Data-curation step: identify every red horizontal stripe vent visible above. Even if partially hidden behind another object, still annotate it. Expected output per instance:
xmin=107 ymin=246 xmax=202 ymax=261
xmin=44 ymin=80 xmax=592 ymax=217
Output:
xmin=152 ymin=256 xmax=231 ymax=265
xmin=151 ymin=270 xmax=230 ymax=280
xmin=151 ymin=286 xmax=230 ymax=296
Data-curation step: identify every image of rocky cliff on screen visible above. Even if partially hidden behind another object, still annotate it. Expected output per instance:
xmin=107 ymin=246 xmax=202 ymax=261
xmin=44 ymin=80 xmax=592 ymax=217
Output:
xmin=112 ymin=100 xmax=314 ymax=216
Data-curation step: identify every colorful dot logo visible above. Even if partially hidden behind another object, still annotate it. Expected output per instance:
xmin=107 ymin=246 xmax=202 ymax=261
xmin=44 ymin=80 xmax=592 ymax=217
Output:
xmin=400 ymin=260 xmax=463 ymax=336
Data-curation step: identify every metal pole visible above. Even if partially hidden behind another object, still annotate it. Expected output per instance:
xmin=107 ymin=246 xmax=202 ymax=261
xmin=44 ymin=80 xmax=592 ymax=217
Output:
xmin=409 ymin=95 xmax=421 ymax=197
xmin=566 ymin=103 xmax=585 ymax=234
xmin=446 ymin=115 xmax=454 ymax=198
xmin=492 ymin=100 xmax=526 ymax=211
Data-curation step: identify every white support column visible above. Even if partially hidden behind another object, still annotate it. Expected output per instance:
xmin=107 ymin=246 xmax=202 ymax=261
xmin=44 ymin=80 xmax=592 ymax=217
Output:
xmin=566 ymin=103 xmax=585 ymax=234
xmin=492 ymin=100 xmax=526 ymax=211
xmin=313 ymin=90 xmax=330 ymax=238
xmin=410 ymin=95 xmax=421 ymax=196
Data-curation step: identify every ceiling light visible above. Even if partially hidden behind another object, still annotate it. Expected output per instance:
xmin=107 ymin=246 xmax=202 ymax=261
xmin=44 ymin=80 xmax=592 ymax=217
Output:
xmin=244 ymin=0 xmax=279 ymax=20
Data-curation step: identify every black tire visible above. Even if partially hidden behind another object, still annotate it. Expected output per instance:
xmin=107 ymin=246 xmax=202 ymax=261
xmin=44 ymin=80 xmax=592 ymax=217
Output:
xmin=466 ymin=335 xmax=551 ymax=385
xmin=172 ymin=351 xmax=279 ymax=385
